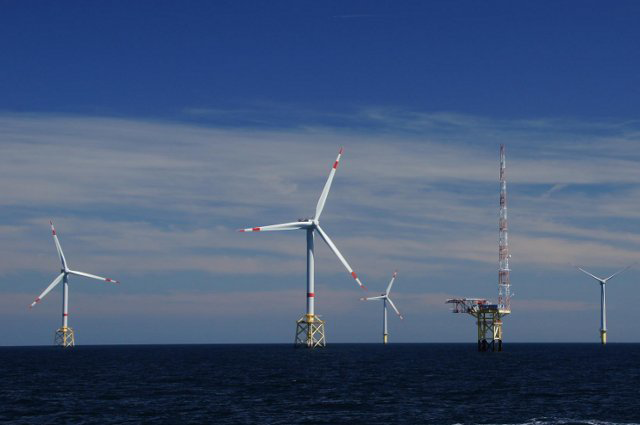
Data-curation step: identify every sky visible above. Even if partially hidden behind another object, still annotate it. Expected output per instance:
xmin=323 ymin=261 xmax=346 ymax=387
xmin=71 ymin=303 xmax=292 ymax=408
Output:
xmin=1 ymin=1 xmax=640 ymax=345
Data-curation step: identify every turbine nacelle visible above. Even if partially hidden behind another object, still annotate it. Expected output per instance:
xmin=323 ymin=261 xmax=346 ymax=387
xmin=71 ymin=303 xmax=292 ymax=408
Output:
xmin=297 ymin=218 xmax=317 ymax=224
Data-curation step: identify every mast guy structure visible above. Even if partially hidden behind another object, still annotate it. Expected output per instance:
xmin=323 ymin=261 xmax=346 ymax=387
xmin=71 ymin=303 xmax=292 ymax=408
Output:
xmin=446 ymin=145 xmax=512 ymax=351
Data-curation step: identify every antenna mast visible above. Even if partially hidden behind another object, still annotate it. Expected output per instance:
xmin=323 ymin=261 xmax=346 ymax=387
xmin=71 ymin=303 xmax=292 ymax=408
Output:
xmin=498 ymin=144 xmax=511 ymax=311
xmin=446 ymin=145 xmax=512 ymax=351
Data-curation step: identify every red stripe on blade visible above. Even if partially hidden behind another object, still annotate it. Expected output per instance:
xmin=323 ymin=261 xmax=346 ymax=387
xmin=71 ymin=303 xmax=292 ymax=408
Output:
xmin=252 ymin=227 xmax=261 ymax=231
xmin=106 ymin=278 xmax=113 ymax=282
xmin=333 ymin=161 xmax=339 ymax=169
xmin=307 ymin=292 xmax=315 ymax=298
xmin=351 ymin=272 xmax=358 ymax=279
xmin=63 ymin=313 xmax=68 ymax=316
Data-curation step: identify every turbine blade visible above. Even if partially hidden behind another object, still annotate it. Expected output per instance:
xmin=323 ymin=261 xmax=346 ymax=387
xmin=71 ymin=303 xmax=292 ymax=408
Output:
xmin=50 ymin=221 xmax=67 ymax=270
xmin=315 ymin=225 xmax=366 ymax=290
xmin=573 ymin=264 xmax=605 ymax=283
xmin=361 ymin=296 xmax=385 ymax=301
xmin=604 ymin=262 xmax=636 ymax=282
xmin=30 ymin=273 xmax=64 ymax=307
xmin=69 ymin=270 xmax=119 ymax=284
xmin=238 ymin=221 xmax=310 ymax=232
xmin=385 ymin=270 xmax=398 ymax=295
xmin=314 ymin=147 xmax=343 ymax=220
xmin=387 ymin=297 xmax=404 ymax=320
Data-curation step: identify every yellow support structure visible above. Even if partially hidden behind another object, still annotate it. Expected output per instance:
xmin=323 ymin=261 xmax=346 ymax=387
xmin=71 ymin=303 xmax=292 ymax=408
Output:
xmin=54 ymin=327 xmax=75 ymax=348
xmin=446 ymin=299 xmax=510 ymax=352
xmin=294 ymin=314 xmax=326 ymax=348
xmin=475 ymin=308 xmax=508 ymax=352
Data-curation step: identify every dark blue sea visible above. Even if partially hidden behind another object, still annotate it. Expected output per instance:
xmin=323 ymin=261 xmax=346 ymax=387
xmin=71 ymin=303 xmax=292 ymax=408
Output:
xmin=0 ymin=344 xmax=638 ymax=424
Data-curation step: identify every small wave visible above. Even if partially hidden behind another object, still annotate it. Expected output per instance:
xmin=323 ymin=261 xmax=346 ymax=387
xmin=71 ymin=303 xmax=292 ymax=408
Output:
xmin=467 ymin=418 xmax=640 ymax=425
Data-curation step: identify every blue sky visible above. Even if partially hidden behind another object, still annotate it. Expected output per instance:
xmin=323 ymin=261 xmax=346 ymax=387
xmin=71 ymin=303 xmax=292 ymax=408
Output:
xmin=1 ymin=1 xmax=640 ymax=345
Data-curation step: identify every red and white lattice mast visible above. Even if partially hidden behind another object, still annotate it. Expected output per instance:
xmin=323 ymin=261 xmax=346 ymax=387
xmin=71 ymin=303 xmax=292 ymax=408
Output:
xmin=446 ymin=145 xmax=512 ymax=351
xmin=497 ymin=144 xmax=511 ymax=312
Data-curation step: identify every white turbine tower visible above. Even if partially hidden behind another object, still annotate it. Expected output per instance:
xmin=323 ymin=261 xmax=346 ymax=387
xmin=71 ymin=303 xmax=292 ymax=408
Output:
xmin=361 ymin=270 xmax=403 ymax=344
xmin=30 ymin=221 xmax=120 ymax=347
xmin=239 ymin=148 xmax=366 ymax=348
xmin=574 ymin=263 xmax=634 ymax=345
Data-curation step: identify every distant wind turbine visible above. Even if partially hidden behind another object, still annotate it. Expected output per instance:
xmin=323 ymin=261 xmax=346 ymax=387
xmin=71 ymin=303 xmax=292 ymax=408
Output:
xmin=239 ymin=148 xmax=366 ymax=348
xmin=361 ymin=270 xmax=403 ymax=344
xmin=30 ymin=221 xmax=120 ymax=347
xmin=573 ymin=263 xmax=634 ymax=345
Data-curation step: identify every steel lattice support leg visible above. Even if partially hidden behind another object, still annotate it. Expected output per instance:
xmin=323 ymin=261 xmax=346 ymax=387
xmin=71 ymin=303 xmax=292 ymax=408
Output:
xmin=477 ymin=313 xmax=489 ymax=352
xmin=493 ymin=318 xmax=503 ymax=352
xmin=54 ymin=327 xmax=75 ymax=348
xmin=477 ymin=311 xmax=504 ymax=352
xmin=294 ymin=314 xmax=326 ymax=348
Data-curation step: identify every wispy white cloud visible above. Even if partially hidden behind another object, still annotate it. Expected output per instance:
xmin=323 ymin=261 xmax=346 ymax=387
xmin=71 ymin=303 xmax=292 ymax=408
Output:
xmin=2 ymin=111 xmax=640 ymax=274
xmin=2 ymin=109 xmax=640 ymax=342
xmin=511 ymin=298 xmax=594 ymax=312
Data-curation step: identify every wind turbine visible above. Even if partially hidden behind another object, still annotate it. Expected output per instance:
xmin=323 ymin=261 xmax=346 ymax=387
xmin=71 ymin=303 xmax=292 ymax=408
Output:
xmin=30 ymin=221 xmax=120 ymax=347
xmin=361 ymin=270 xmax=403 ymax=344
xmin=573 ymin=263 xmax=634 ymax=345
xmin=239 ymin=148 xmax=366 ymax=348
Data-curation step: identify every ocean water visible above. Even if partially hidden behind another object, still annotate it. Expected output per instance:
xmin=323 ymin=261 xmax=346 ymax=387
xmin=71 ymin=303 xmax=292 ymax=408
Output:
xmin=0 ymin=344 xmax=638 ymax=424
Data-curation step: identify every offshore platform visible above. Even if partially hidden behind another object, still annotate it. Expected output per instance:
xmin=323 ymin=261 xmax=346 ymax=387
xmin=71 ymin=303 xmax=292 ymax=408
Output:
xmin=447 ymin=145 xmax=512 ymax=352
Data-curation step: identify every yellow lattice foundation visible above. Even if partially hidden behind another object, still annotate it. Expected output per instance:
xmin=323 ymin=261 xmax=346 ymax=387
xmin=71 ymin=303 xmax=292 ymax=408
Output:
xmin=54 ymin=327 xmax=75 ymax=348
xmin=476 ymin=309 xmax=504 ymax=352
xmin=295 ymin=314 xmax=326 ymax=348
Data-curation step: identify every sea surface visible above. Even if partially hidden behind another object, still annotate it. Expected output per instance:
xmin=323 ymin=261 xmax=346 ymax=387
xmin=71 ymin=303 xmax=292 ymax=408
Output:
xmin=0 ymin=343 xmax=638 ymax=424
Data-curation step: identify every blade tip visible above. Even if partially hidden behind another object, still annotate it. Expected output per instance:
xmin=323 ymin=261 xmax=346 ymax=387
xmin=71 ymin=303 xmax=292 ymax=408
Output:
xmin=339 ymin=147 xmax=344 ymax=154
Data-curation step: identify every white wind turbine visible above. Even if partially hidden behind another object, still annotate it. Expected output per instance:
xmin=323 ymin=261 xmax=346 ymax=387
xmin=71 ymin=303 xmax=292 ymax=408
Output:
xmin=361 ymin=270 xmax=403 ymax=344
xmin=30 ymin=221 xmax=120 ymax=347
xmin=573 ymin=263 xmax=634 ymax=345
xmin=239 ymin=148 xmax=366 ymax=348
